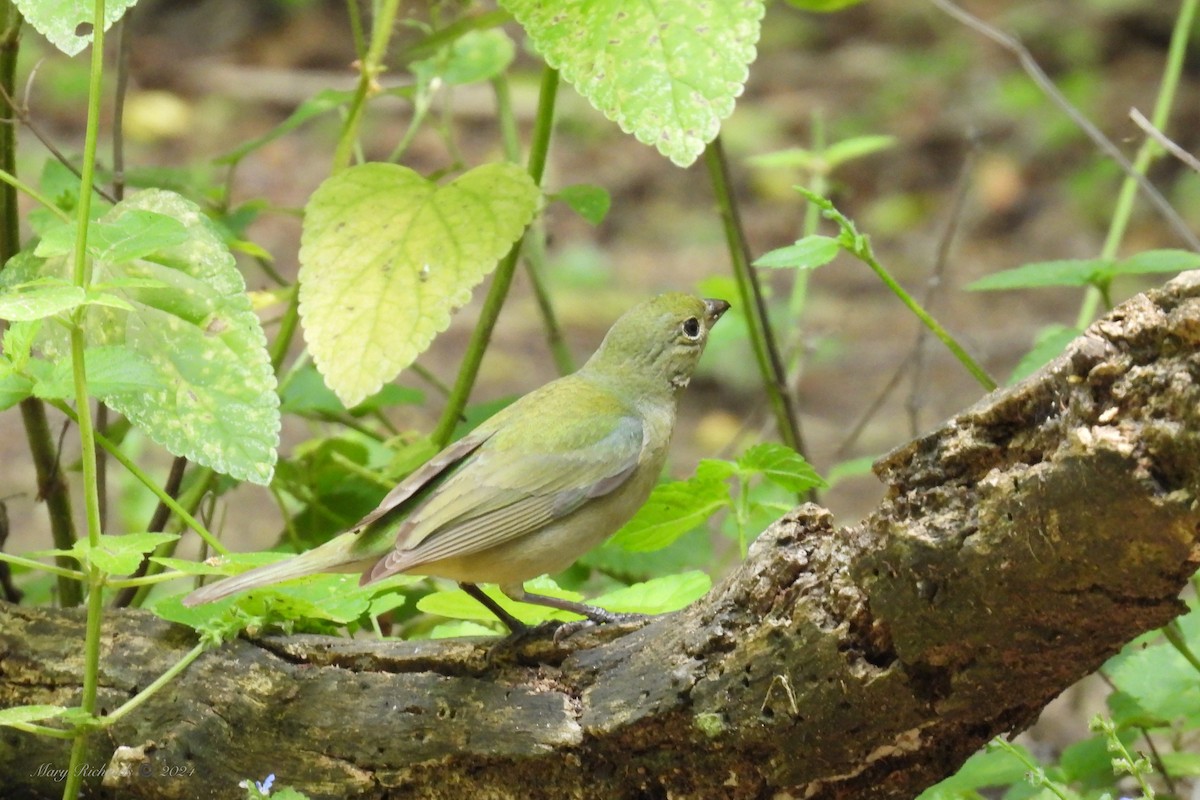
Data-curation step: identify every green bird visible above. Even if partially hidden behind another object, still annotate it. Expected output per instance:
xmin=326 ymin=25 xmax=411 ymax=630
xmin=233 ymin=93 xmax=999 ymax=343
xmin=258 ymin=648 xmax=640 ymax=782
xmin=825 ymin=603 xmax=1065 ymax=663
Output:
xmin=183 ymin=293 xmax=730 ymax=631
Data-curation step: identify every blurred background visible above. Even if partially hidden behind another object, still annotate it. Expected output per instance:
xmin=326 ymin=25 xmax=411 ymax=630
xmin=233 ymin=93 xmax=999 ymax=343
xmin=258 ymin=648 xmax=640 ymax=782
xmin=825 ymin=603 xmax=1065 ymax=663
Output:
xmin=4 ymin=0 xmax=1198 ymax=778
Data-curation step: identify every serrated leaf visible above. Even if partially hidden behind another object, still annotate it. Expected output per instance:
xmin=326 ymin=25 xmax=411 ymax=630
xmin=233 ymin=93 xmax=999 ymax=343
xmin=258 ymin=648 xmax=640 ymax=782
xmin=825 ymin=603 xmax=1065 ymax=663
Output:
xmin=1009 ymin=325 xmax=1081 ymax=385
xmin=3 ymin=320 xmax=41 ymax=370
xmin=737 ymin=442 xmax=826 ymax=493
xmin=36 ymin=210 xmax=191 ymax=263
xmin=3 ymin=190 xmax=280 ymax=484
xmin=299 ymin=161 xmax=540 ymax=406
xmin=1106 ymin=604 xmax=1200 ymax=726
xmin=589 ymin=571 xmax=711 ymax=614
xmin=754 ymin=235 xmax=840 ymax=270
xmin=0 ymin=278 xmax=86 ymax=321
xmin=502 ymin=0 xmax=765 ymax=167
xmin=0 ymin=371 xmax=32 ymax=410
xmin=556 ymin=184 xmax=611 ymax=225
xmin=610 ymin=461 xmax=732 ymax=552
xmin=916 ymin=745 xmax=1035 ymax=799
xmin=76 ymin=532 xmax=179 ymax=574
xmin=15 ymin=0 xmax=138 ymax=56
xmin=0 ymin=704 xmax=70 ymax=726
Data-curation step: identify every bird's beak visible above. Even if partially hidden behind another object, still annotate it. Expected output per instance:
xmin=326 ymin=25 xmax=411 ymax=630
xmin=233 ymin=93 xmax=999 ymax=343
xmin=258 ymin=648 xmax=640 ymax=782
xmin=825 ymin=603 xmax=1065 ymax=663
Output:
xmin=703 ymin=298 xmax=731 ymax=326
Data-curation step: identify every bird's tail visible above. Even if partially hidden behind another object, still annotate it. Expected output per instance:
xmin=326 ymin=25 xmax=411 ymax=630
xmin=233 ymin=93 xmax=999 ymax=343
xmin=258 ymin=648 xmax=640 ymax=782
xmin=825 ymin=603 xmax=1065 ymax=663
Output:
xmin=181 ymin=532 xmax=374 ymax=607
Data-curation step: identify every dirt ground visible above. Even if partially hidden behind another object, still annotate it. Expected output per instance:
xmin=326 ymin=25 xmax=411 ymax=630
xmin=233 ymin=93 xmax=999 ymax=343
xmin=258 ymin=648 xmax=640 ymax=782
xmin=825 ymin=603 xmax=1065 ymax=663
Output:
xmin=3 ymin=0 xmax=1195 ymax=768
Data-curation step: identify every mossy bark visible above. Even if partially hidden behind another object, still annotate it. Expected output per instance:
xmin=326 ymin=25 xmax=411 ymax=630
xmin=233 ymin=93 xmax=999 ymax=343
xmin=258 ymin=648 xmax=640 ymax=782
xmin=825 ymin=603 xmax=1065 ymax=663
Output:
xmin=3 ymin=273 xmax=1200 ymax=799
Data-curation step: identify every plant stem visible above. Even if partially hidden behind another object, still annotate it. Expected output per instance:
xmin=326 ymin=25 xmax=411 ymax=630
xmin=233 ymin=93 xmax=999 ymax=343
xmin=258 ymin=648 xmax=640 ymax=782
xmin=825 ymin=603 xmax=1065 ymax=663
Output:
xmin=0 ymin=4 xmax=84 ymax=607
xmin=100 ymin=643 xmax=207 ymax=726
xmin=51 ymin=401 xmax=227 ymax=554
xmin=0 ymin=168 xmax=71 ymax=222
xmin=431 ymin=67 xmax=559 ymax=447
xmin=63 ymin=1 xmax=110 ymax=793
xmin=332 ymin=0 xmax=402 ymax=172
xmin=492 ymin=73 xmax=574 ymax=376
xmin=704 ymin=135 xmax=808 ymax=462
xmin=0 ymin=552 xmax=84 ymax=580
xmin=1075 ymin=0 xmax=1198 ymax=328
xmin=269 ymin=284 xmax=301 ymax=373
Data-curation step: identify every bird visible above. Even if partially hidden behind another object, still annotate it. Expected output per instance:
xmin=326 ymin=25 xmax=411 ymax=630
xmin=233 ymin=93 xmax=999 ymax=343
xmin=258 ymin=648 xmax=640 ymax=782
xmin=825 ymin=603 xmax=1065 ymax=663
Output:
xmin=183 ymin=293 xmax=730 ymax=632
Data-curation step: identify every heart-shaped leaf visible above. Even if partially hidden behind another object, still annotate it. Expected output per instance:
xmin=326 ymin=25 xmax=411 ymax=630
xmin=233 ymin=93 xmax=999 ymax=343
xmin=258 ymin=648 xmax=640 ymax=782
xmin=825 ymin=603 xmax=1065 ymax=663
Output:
xmin=501 ymin=0 xmax=765 ymax=166
xmin=298 ymin=161 xmax=540 ymax=407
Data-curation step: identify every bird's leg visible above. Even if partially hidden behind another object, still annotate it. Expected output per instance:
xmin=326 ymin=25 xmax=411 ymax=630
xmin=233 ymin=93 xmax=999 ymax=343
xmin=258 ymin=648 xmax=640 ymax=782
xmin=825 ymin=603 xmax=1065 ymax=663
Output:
xmin=501 ymin=585 xmax=648 ymax=626
xmin=459 ymin=582 xmax=529 ymax=634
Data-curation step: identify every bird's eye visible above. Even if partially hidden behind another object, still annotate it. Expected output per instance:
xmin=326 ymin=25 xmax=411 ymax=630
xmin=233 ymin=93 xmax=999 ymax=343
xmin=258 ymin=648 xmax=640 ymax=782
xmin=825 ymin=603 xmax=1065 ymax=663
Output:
xmin=681 ymin=317 xmax=701 ymax=339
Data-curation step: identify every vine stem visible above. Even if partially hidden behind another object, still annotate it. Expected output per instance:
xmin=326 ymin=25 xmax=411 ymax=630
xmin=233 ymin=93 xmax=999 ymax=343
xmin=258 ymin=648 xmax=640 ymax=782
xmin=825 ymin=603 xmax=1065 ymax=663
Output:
xmin=1075 ymin=0 xmax=1198 ymax=327
xmin=64 ymin=0 xmax=108 ymax=790
xmin=331 ymin=0 xmax=402 ymax=172
xmin=704 ymin=135 xmax=808 ymax=463
xmin=431 ymin=67 xmax=560 ymax=447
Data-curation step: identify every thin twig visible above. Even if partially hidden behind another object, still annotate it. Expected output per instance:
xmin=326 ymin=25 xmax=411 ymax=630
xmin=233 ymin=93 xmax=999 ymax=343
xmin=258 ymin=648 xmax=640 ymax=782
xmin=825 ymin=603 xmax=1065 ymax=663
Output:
xmin=929 ymin=0 xmax=1200 ymax=252
xmin=111 ymin=456 xmax=188 ymax=608
xmin=1130 ymin=107 xmax=1200 ymax=175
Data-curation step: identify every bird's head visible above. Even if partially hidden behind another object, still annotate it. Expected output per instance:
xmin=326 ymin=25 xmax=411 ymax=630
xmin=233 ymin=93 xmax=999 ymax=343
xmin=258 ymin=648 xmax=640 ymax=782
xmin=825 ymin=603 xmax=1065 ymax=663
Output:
xmin=585 ymin=293 xmax=730 ymax=394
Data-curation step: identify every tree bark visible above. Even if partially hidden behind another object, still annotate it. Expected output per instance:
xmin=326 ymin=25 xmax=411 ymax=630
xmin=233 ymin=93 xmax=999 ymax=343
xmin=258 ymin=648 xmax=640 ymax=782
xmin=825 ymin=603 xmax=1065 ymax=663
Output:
xmin=4 ymin=273 xmax=1200 ymax=799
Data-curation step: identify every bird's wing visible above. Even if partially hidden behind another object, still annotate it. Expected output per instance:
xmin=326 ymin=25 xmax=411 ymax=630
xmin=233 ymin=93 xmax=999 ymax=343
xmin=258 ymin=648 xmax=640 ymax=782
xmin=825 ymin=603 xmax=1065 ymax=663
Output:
xmin=364 ymin=401 xmax=645 ymax=583
xmin=349 ymin=431 xmax=493 ymax=531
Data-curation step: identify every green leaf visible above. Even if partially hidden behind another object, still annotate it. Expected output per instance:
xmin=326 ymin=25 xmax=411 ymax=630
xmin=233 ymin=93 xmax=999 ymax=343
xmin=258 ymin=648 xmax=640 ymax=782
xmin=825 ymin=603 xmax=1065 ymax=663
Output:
xmin=5 ymin=191 xmax=281 ymax=484
xmin=413 ymin=29 xmax=516 ymax=86
xmin=15 ymin=0 xmax=138 ymax=56
xmin=1116 ymin=248 xmax=1200 ymax=276
xmin=0 ymin=371 xmax=32 ymax=410
xmin=0 ymin=278 xmax=87 ymax=321
xmin=299 ymin=161 xmax=540 ymax=407
xmin=1159 ymin=750 xmax=1200 ymax=778
xmin=1009 ymin=325 xmax=1081 ymax=385
xmin=822 ymin=136 xmax=898 ymax=169
xmin=77 ymin=532 xmax=179 ymax=575
xmin=589 ymin=571 xmax=711 ymax=614
xmin=610 ymin=460 xmax=733 ymax=552
xmin=966 ymin=259 xmax=1113 ymax=291
xmin=279 ymin=364 xmax=423 ymax=416
xmin=417 ymin=576 xmax=581 ymax=624
xmin=825 ymin=455 xmax=876 ymax=488
xmin=1106 ymin=604 xmax=1200 ymax=726
xmin=0 ymin=704 xmax=70 ymax=726
xmin=737 ymin=442 xmax=827 ymax=493
xmin=3 ymin=320 xmax=41 ymax=370
xmin=36 ymin=210 xmax=191 ymax=264
xmin=1059 ymin=732 xmax=1139 ymax=788
xmin=754 ymin=236 xmax=840 ymax=270
xmin=428 ymin=620 xmax=500 ymax=639
xmin=555 ymin=184 xmax=612 ymax=225
xmin=501 ymin=0 xmax=765 ymax=167
xmin=33 ymin=345 xmax=165 ymax=401
xmin=216 ymin=89 xmax=355 ymax=165
xmin=783 ymin=0 xmax=869 ymax=12
xmin=917 ymin=744 xmax=1034 ymax=799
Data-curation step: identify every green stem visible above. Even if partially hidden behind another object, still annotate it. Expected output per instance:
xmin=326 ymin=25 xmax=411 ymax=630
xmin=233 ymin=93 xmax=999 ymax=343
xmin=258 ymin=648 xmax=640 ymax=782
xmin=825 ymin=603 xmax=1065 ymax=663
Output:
xmin=0 ymin=168 xmax=71 ymax=221
xmin=1075 ymin=0 xmax=1198 ymax=328
xmin=7 ymin=722 xmax=78 ymax=739
xmin=1163 ymin=620 xmax=1200 ymax=676
xmin=105 ymin=569 xmax=190 ymax=589
xmin=99 ymin=643 xmax=207 ymax=726
xmin=269 ymin=284 xmax=300 ymax=373
xmin=64 ymin=2 xmax=109 ymax=792
xmin=704 ymin=135 xmax=808 ymax=462
xmin=0 ymin=552 xmax=84 ymax=580
xmin=492 ymin=73 xmax=574 ymax=376
xmin=431 ymin=67 xmax=559 ymax=447
xmin=331 ymin=0 xmax=402 ymax=171
xmin=51 ymin=401 xmax=227 ymax=554
xmin=855 ymin=241 xmax=996 ymax=391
